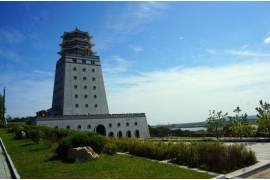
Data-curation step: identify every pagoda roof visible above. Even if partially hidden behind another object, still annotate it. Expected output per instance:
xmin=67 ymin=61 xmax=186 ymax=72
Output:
xmin=61 ymin=27 xmax=92 ymax=39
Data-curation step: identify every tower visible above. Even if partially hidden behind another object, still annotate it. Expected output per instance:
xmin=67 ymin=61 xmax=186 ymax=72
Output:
xmin=51 ymin=28 xmax=109 ymax=115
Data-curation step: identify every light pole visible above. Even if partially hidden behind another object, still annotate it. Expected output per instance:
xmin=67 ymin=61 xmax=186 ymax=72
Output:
xmin=3 ymin=87 xmax=6 ymax=124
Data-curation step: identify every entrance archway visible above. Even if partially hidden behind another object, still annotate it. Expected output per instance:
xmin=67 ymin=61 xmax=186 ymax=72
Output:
xmin=117 ymin=131 xmax=123 ymax=138
xmin=126 ymin=130 xmax=131 ymax=137
xmin=135 ymin=130 xmax=140 ymax=138
xmin=96 ymin=124 xmax=106 ymax=136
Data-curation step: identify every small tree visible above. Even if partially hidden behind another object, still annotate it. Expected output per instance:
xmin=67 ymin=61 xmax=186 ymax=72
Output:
xmin=255 ymin=100 xmax=270 ymax=138
xmin=0 ymin=93 xmax=6 ymax=124
xmin=206 ymin=110 xmax=228 ymax=139
xmin=228 ymin=107 xmax=255 ymax=139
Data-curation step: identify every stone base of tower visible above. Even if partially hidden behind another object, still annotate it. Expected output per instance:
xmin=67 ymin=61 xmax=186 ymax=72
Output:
xmin=30 ymin=113 xmax=150 ymax=139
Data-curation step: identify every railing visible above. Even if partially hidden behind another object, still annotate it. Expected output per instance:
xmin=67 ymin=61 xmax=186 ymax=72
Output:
xmin=37 ymin=113 xmax=146 ymax=119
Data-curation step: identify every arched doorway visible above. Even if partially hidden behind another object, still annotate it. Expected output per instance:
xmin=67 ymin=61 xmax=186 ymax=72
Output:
xmin=109 ymin=132 xmax=114 ymax=137
xmin=117 ymin=131 xmax=123 ymax=138
xmin=96 ymin=124 xmax=106 ymax=136
xmin=135 ymin=130 xmax=140 ymax=138
xmin=126 ymin=130 xmax=131 ymax=137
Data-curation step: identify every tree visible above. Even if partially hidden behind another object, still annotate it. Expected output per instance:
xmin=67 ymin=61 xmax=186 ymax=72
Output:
xmin=205 ymin=110 xmax=228 ymax=139
xmin=0 ymin=93 xmax=6 ymax=124
xmin=228 ymin=107 xmax=255 ymax=139
xmin=255 ymin=100 xmax=270 ymax=138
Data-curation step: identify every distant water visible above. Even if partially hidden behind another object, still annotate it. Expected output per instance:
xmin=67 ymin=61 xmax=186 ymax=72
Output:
xmin=171 ymin=127 xmax=206 ymax=131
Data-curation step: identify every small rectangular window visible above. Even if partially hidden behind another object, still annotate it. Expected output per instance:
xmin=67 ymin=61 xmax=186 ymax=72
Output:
xmin=82 ymin=59 xmax=86 ymax=63
xmin=73 ymin=58 xmax=77 ymax=62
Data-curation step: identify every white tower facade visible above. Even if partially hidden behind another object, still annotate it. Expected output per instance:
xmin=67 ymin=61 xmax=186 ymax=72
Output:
xmin=51 ymin=28 xmax=109 ymax=115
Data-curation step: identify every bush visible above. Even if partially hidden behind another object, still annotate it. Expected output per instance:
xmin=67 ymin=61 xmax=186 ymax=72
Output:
xmin=89 ymin=135 xmax=106 ymax=153
xmin=56 ymin=136 xmax=73 ymax=158
xmin=71 ymin=132 xmax=91 ymax=147
xmin=103 ymin=143 xmax=117 ymax=155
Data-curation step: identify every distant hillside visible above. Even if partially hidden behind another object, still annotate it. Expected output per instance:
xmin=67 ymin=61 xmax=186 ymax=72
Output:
xmin=152 ymin=115 xmax=258 ymax=128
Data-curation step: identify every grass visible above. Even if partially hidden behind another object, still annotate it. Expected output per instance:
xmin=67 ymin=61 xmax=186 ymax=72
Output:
xmin=0 ymin=128 xmax=215 ymax=179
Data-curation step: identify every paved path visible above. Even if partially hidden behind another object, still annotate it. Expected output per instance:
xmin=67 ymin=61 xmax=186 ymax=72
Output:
xmin=0 ymin=140 xmax=12 ymax=179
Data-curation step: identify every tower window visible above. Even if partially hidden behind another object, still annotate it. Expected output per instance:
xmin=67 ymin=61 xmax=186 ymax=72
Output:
xmin=92 ymin=69 xmax=95 ymax=72
xmin=94 ymin=104 xmax=97 ymax=108
xmin=126 ymin=122 xmax=129 ymax=127
xmin=85 ymin=104 xmax=88 ymax=108
xmin=75 ymin=104 xmax=79 ymax=108
xmin=91 ymin=60 xmax=95 ymax=64
xmin=109 ymin=123 xmax=112 ymax=128
xmin=135 ymin=122 xmax=138 ymax=126
xmin=82 ymin=59 xmax=86 ymax=63
xmin=73 ymin=67 xmax=76 ymax=71
xmin=66 ymin=125 xmax=70 ymax=129
xmin=84 ymin=95 xmax=88 ymax=99
xmin=84 ymin=86 xmax=87 ymax=89
xmin=93 ymin=86 xmax=96 ymax=90
xmin=74 ymin=94 xmax=78 ymax=98
xmin=73 ymin=58 xmax=77 ymax=63
xmin=74 ymin=76 xmax=77 ymax=80
xmin=87 ymin=124 xmax=91 ymax=129
xmin=77 ymin=125 xmax=81 ymax=130
xmin=93 ymin=95 xmax=97 ymax=99
xmin=83 ymin=77 xmax=86 ymax=80
xmin=92 ymin=77 xmax=95 ymax=81
xmin=117 ymin=123 xmax=121 ymax=127
xmin=83 ymin=68 xmax=86 ymax=72
xmin=74 ymin=85 xmax=77 ymax=89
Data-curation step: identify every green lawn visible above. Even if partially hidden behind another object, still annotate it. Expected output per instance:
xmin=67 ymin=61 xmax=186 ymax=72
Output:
xmin=0 ymin=128 xmax=215 ymax=179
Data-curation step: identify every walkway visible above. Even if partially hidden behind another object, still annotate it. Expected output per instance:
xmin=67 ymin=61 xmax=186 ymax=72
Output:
xmin=0 ymin=138 xmax=12 ymax=179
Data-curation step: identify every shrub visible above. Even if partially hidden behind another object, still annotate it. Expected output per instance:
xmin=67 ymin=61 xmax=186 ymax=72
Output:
xmin=89 ymin=135 xmax=106 ymax=153
xmin=71 ymin=132 xmax=91 ymax=147
xmin=103 ymin=143 xmax=117 ymax=155
xmin=56 ymin=136 xmax=73 ymax=158
xmin=28 ymin=129 xmax=43 ymax=144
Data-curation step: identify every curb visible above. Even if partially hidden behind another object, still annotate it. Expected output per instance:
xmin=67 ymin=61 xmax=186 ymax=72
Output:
xmin=0 ymin=138 xmax=20 ymax=179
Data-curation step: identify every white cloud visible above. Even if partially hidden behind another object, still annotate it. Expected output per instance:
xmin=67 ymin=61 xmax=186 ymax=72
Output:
xmin=226 ymin=50 xmax=270 ymax=57
xmin=179 ymin=37 xmax=183 ymax=40
xmin=1 ymin=70 xmax=54 ymax=118
xmin=104 ymin=60 xmax=270 ymax=125
xmin=0 ymin=28 xmax=25 ymax=44
xmin=241 ymin=44 xmax=249 ymax=49
xmin=129 ymin=45 xmax=143 ymax=53
xmin=264 ymin=37 xmax=270 ymax=44
xmin=206 ymin=48 xmax=215 ymax=54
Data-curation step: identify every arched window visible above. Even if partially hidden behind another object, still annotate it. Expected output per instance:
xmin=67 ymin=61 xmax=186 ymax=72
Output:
xmin=74 ymin=94 xmax=78 ymax=98
xmin=117 ymin=123 xmax=121 ymax=127
xmin=126 ymin=122 xmax=129 ymax=127
xmin=66 ymin=125 xmax=70 ymax=129
xmin=93 ymin=86 xmax=96 ymax=90
xmin=93 ymin=95 xmax=97 ymax=99
xmin=82 ymin=68 xmax=86 ymax=72
xmin=92 ymin=69 xmax=95 ymax=72
xmin=85 ymin=104 xmax=88 ymax=108
xmin=92 ymin=77 xmax=95 ymax=81
xmin=54 ymin=126 xmax=58 ymax=129
xmin=135 ymin=122 xmax=138 ymax=126
xmin=74 ymin=76 xmax=77 ymax=80
xmin=77 ymin=125 xmax=81 ymax=130
xmin=75 ymin=104 xmax=79 ymax=108
xmin=73 ymin=67 xmax=76 ymax=71
xmin=84 ymin=95 xmax=88 ymax=99
xmin=84 ymin=86 xmax=87 ymax=89
xmin=83 ymin=77 xmax=86 ymax=80
xmin=109 ymin=123 xmax=112 ymax=128
xmin=94 ymin=104 xmax=97 ymax=108
xmin=87 ymin=124 xmax=91 ymax=129
xmin=74 ymin=85 xmax=77 ymax=89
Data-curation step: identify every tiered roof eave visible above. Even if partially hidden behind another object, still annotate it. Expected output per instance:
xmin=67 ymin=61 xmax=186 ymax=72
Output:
xmin=60 ymin=28 xmax=92 ymax=39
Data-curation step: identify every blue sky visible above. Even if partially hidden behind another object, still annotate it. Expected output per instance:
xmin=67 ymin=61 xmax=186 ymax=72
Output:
xmin=1 ymin=1 xmax=270 ymax=125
